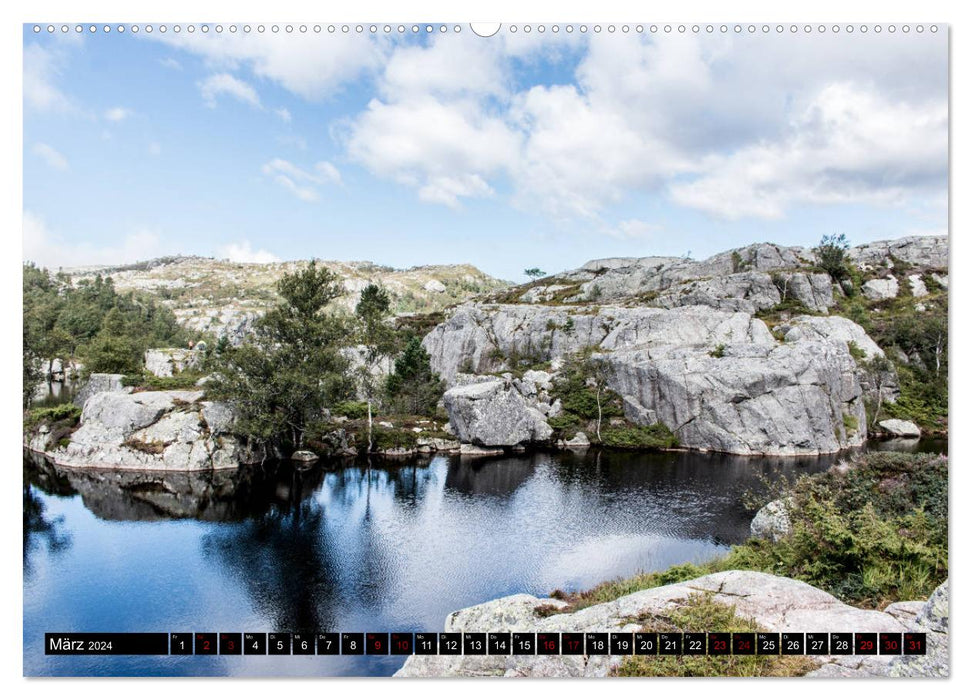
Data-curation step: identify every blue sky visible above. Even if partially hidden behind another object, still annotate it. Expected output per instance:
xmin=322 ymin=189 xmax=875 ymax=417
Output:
xmin=23 ymin=24 xmax=948 ymax=281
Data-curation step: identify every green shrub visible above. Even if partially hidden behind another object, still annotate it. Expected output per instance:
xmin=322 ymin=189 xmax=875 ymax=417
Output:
xmin=709 ymin=344 xmax=726 ymax=358
xmin=25 ymin=403 xmax=81 ymax=430
xmin=846 ymin=341 xmax=867 ymax=361
xmin=123 ymin=371 xmax=205 ymax=391
xmin=814 ymin=233 xmax=851 ymax=282
xmin=333 ymin=400 xmax=370 ymax=420
xmin=548 ymin=412 xmax=582 ymax=437
xmin=600 ymin=423 xmax=679 ymax=450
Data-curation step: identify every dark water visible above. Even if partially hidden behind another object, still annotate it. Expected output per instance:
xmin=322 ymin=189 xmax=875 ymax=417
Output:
xmin=23 ymin=439 xmax=945 ymax=677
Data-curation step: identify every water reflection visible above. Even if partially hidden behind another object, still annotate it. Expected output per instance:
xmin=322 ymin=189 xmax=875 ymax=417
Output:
xmin=23 ymin=472 xmax=72 ymax=580
xmin=23 ymin=441 xmax=945 ymax=677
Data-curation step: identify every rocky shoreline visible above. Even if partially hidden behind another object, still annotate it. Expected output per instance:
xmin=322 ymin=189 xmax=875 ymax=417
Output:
xmin=26 ymin=235 xmax=946 ymax=468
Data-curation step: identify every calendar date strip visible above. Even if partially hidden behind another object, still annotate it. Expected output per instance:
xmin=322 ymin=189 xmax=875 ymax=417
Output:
xmin=46 ymin=631 xmax=927 ymax=656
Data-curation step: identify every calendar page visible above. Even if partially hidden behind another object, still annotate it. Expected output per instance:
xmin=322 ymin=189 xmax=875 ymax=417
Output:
xmin=22 ymin=19 xmax=948 ymax=679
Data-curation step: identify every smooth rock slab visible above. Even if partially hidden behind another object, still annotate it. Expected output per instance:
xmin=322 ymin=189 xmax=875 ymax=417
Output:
xmin=396 ymin=570 xmax=915 ymax=678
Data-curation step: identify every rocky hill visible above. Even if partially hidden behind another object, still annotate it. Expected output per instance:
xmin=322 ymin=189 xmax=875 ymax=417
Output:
xmin=65 ymin=256 xmax=509 ymax=344
xmin=423 ymin=236 xmax=947 ymax=456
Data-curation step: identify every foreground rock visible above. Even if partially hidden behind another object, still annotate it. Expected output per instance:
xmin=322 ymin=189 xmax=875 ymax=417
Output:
xmin=36 ymin=390 xmax=262 ymax=471
xmin=809 ymin=580 xmax=948 ymax=678
xmin=396 ymin=571 xmax=946 ymax=677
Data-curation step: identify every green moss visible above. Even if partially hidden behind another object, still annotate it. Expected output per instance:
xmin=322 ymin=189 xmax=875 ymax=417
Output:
xmin=843 ymin=413 xmax=859 ymax=433
xmin=371 ymin=427 xmax=418 ymax=451
xmin=709 ymin=343 xmax=726 ymax=358
xmin=612 ymin=593 xmax=819 ymax=677
xmin=599 ymin=423 xmax=680 ymax=450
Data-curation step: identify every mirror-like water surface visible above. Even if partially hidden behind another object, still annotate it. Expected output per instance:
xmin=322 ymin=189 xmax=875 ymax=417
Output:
xmin=24 ymin=439 xmax=945 ymax=676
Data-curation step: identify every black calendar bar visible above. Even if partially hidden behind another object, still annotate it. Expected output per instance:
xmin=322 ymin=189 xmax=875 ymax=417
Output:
xmin=45 ymin=633 xmax=169 ymax=655
xmin=44 ymin=631 xmax=927 ymax=656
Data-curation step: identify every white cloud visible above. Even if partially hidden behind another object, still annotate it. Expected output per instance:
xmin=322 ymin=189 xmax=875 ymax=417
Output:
xmin=342 ymin=31 xmax=946 ymax=223
xmin=32 ymin=143 xmax=69 ymax=171
xmin=669 ymin=83 xmax=948 ymax=220
xmin=606 ymin=219 xmax=664 ymax=241
xmin=23 ymin=211 xmax=162 ymax=269
xmin=217 ymin=240 xmax=281 ymax=264
xmin=24 ymin=44 xmax=72 ymax=113
xmin=149 ymin=32 xmax=387 ymax=101
xmin=104 ymin=106 xmax=132 ymax=122
xmin=261 ymin=158 xmax=342 ymax=202
xmin=159 ymin=57 xmax=183 ymax=70
xmin=198 ymin=73 xmax=262 ymax=109
xmin=346 ymin=95 xmax=520 ymax=209
xmin=275 ymin=107 xmax=292 ymax=122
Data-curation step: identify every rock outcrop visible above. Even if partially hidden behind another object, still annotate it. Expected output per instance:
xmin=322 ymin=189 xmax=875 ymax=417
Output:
xmin=144 ymin=348 xmax=200 ymax=377
xmin=395 ymin=571 xmax=947 ymax=678
xmin=425 ymin=304 xmax=872 ymax=455
xmin=848 ymin=235 xmax=948 ymax=270
xmin=40 ymin=390 xmax=261 ymax=471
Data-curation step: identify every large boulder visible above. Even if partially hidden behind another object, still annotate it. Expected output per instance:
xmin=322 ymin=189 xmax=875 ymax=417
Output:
xmin=655 ymin=271 xmax=832 ymax=314
xmin=444 ymin=379 xmax=553 ymax=448
xmin=750 ymin=498 xmax=792 ymax=542
xmin=811 ymin=579 xmax=948 ymax=678
xmin=45 ymin=390 xmax=261 ymax=471
xmin=396 ymin=570 xmax=920 ymax=678
xmin=778 ymin=315 xmax=885 ymax=360
xmin=862 ymin=276 xmax=900 ymax=301
xmin=878 ymin=419 xmax=921 ymax=438
xmin=605 ymin=341 xmax=866 ymax=455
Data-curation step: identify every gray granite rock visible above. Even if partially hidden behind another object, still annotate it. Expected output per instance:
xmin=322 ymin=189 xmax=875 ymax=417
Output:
xmin=444 ymin=379 xmax=553 ymax=447
xmin=42 ymin=390 xmax=261 ymax=471
xmin=862 ymin=276 xmax=900 ymax=301
xmin=397 ymin=570 xmax=919 ymax=678
xmin=750 ymin=498 xmax=792 ymax=542
xmin=73 ymin=372 xmax=130 ymax=408
xmin=878 ymin=419 xmax=921 ymax=438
